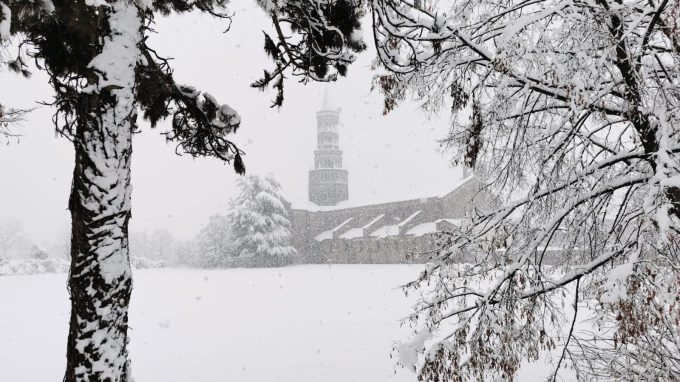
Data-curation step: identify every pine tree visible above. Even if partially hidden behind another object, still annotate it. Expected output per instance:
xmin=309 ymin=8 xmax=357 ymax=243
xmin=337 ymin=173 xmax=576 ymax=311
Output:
xmin=229 ymin=175 xmax=296 ymax=264
xmin=0 ymin=1 xmax=364 ymax=380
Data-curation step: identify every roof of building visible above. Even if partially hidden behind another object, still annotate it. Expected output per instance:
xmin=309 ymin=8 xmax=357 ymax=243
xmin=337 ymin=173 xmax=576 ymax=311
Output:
xmin=314 ymin=217 xmax=354 ymax=241
xmin=370 ymin=210 xmax=421 ymax=238
xmin=406 ymin=218 xmax=469 ymax=237
xmin=291 ymin=175 xmax=475 ymax=212
xmin=338 ymin=214 xmax=385 ymax=239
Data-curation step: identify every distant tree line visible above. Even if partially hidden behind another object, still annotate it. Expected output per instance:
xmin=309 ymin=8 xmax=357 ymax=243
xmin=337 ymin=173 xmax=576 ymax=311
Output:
xmin=0 ymin=217 xmax=69 ymax=261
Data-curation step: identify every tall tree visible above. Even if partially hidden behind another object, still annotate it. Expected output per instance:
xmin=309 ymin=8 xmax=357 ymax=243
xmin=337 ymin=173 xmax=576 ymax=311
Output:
xmin=229 ymin=174 xmax=296 ymax=263
xmin=370 ymin=0 xmax=680 ymax=380
xmin=0 ymin=0 xmax=364 ymax=380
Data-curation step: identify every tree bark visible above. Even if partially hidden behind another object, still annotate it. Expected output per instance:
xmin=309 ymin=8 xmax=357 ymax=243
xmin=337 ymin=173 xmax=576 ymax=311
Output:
xmin=599 ymin=0 xmax=680 ymax=221
xmin=64 ymin=91 xmax=135 ymax=382
xmin=63 ymin=3 xmax=141 ymax=380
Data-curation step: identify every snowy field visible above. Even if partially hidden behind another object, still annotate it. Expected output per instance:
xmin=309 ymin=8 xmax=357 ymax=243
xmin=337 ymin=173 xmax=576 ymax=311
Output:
xmin=1 ymin=265 xmax=562 ymax=381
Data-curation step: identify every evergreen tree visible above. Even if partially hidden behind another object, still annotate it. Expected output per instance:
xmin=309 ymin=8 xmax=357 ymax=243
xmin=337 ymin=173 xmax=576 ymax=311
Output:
xmin=0 ymin=1 xmax=364 ymax=380
xmin=229 ymin=175 xmax=296 ymax=263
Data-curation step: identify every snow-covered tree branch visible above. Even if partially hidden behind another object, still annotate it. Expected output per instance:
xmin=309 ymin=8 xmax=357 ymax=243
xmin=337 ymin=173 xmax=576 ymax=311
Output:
xmin=0 ymin=103 xmax=27 ymax=141
xmin=252 ymin=0 xmax=366 ymax=107
xmin=371 ymin=0 xmax=680 ymax=380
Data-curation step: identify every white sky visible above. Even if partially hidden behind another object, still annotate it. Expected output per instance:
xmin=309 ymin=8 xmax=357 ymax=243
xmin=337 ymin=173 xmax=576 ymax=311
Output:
xmin=0 ymin=5 xmax=463 ymax=242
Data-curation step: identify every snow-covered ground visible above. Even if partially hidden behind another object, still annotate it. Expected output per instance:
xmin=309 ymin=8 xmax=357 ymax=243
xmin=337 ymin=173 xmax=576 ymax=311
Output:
xmin=0 ymin=265 xmax=561 ymax=381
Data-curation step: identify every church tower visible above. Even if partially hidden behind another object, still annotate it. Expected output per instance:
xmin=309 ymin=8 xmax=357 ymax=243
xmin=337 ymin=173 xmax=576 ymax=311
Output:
xmin=308 ymin=88 xmax=349 ymax=206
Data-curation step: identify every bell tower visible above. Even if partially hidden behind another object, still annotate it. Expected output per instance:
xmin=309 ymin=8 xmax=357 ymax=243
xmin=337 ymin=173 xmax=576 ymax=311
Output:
xmin=308 ymin=88 xmax=349 ymax=206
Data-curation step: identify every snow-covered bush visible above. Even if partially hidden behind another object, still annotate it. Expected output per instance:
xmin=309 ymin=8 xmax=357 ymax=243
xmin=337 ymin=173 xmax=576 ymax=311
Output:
xmin=229 ymin=175 xmax=296 ymax=264
xmin=0 ymin=256 xmax=166 ymax=276
xmin=30 ymin=245 xmax=49 ymax=260
xmin=0 ymin=257 xmax=69 ymax=276
xmin=130 ymin=256 xmax=166 ymax=270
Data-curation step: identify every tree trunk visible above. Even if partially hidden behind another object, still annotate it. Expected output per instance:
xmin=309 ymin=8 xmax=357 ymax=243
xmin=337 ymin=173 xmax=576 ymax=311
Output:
xmin=64 ymin=93 xmax=135 ymax=382
xmin=63 ymin=3 xmax=141 ymax=381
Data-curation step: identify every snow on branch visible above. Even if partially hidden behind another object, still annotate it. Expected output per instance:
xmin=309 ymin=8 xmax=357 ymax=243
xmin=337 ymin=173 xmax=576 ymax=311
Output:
xmin=136 ymin=41 xmax=245 ymax=174
xmin=372 ymin=0 xmax=680 ymax=380
xmin=0 ymin=104 xmax=29 ymax=143
xmin=0 ymin=2 xmax=10 ymax=40
xmin=252 ymin=0 xmax=366 ymax=107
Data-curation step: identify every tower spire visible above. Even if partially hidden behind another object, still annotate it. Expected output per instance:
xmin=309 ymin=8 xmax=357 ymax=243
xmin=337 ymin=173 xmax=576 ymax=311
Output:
xmin=321 ymin=85 xmax=332 ymax=111
xmin=309 ymin=88 xmax=348 ymax=206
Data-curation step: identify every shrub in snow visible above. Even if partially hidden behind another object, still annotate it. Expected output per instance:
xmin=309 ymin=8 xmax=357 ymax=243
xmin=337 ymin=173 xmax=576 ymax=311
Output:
xmin=0 ymin=257 xmax=69 ymax=276
xmin=229 ymin=175 xmax=296 ymax=265
xmin=0 ymin=256 xmax=167 ymax=276
xmin=31 ymin=245 xmax=49 ymax=260
xmin=130 ymin=256 xmax=166 ymax=270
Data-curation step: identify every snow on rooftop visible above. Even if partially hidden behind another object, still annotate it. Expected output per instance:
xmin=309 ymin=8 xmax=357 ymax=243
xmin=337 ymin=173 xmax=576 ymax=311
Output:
xmin=369 ymin=225 xmax=399 ymax=239
xmin=339 ymin=228 xmax=363 ymax=240
xmin=440 ymin=218 xmax=468 ymax=225
xmin=291 ymin=176 xmax=475 ymax=212
xmin=400 ymin=211 xmax=422 ymax=226
xmin=339 ymin=214 xmax=385 ymax=240
xmin=405 ymin=222 xmax=437 ymax=237
xmin=406 ymin=218 xmax=468 ymax=237
xmin=363 ymin=214 xmax=385 ymax=229
xmin=370 ymin=211 xmax=421 ymax=238
xmin=315 ymin=217 xmax=354 ymax=241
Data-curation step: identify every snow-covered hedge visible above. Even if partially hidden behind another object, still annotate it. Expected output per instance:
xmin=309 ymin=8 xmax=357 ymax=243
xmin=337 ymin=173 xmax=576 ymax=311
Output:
xmin=0 ymin=256 xmax=166 ymax=276
xmin=0 ymin=258 xmax=69 ymax=276
xmin=131 ymin=256 xmax=166 ymax=269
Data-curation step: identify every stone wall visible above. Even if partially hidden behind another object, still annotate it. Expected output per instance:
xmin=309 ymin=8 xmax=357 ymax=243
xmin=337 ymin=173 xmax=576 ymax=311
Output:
xmin=290 ymin=177 xmax=496 ymax=264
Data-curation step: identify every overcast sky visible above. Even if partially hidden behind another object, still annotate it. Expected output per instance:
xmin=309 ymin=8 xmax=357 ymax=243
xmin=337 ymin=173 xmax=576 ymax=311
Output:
xmin=0 ymin=5 xmax=464 ymax=243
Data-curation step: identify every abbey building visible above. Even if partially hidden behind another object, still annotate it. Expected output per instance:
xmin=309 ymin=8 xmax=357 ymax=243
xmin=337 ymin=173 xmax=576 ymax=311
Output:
xmin=289 ymin=90 xmax=494 ymax=263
